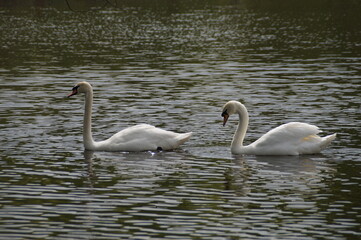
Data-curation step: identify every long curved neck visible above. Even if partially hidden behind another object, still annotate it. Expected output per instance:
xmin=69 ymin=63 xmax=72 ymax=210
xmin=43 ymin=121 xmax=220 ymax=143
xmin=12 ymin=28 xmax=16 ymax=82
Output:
xmin=83 ymin=89 xmax=95 ymax=150
xmin=231 ymin=103 xmax=249 ymax=153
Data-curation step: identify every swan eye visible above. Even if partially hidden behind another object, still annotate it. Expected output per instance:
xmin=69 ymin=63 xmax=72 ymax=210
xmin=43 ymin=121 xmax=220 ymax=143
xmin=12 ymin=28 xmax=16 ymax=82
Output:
xmin=221 ymin=109 xmax=228 ymax=117
xmin=71 ymin=85 xmax=79 ymax=94
xmin=68 ymin=85 xmax=79 ymax=97
xmin=222 ymin=109 xmax=229 ymax=126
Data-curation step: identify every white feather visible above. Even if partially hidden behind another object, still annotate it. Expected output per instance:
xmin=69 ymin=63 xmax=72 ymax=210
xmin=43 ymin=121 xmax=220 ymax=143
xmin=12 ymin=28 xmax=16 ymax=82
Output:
xmin=222 ymin=101 xmax=336 ymax=155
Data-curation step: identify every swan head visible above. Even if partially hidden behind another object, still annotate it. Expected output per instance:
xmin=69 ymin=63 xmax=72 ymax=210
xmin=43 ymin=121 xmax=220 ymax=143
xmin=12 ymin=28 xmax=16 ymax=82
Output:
xmin=67 ymin=82 xmax=92 ymax=97
xmin=221 ymin=101 xmax=243 ymax=126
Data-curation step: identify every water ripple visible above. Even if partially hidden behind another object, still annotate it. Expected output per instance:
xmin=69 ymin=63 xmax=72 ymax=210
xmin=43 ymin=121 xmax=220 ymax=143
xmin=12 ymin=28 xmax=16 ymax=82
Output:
xmin=1 ymin=3 xmax=361 ymax=240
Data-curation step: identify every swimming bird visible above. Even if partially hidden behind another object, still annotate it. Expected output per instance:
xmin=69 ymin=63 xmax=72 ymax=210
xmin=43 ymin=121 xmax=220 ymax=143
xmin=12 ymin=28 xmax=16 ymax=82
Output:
xmin=67 ymin=82 xmax=192 ymax=152
xmin=221 ymin=100 xmax=336 ymax=155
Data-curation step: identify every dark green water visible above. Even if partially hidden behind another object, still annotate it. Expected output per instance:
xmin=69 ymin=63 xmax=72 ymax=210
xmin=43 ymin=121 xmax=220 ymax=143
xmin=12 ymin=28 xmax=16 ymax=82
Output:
xmin=0 ymin=1 xmax=360 ymax=239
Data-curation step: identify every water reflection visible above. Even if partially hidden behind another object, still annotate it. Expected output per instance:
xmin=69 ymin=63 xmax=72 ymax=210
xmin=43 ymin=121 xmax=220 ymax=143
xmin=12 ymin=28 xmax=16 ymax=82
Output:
xmin=231 ymin=154 xmax=331 ymax=196
xmin=1 ymin=1 xmax=361 ymax=239
xmin=251 ymin=155 xmax=318 ymax=174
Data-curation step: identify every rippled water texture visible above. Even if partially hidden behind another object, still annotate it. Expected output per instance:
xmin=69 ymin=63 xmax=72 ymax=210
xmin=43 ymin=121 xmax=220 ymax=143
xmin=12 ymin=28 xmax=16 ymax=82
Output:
xmin=0 ymin=1 xmax=360 ymax=239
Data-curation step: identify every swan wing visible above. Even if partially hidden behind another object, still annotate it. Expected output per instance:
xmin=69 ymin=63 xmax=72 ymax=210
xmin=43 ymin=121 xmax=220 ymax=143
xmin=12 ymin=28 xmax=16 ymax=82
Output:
xmin=99 ymin=124 xmax=192 ymax=151
xmin=254 ymin=122 xmax=320 ymax=145
xmin=250 ymin=122 xmax=323 ymax=155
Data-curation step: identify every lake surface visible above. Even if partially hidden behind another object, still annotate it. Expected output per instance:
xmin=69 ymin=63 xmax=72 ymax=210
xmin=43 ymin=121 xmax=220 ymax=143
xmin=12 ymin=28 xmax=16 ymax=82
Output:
xmin=0 ymin=1 xmax=360 ymax=239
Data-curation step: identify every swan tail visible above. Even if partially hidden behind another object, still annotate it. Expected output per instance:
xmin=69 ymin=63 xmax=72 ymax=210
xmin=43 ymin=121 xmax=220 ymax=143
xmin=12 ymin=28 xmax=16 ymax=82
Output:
xmin=158 ymin=132 xmax=192 ymax=151
xmin=176 ymin=132 xmax=193 ymax=145
xmin=297 ymin=132 xmax=336 ymax=155
xmin=320 ymin=133 xmax=336 ymax=150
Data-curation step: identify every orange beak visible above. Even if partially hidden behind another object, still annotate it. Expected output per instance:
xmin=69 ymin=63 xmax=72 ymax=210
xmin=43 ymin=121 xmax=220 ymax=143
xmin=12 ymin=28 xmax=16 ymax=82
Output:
xmin=67 ymin=87 xmax=78 ymax=97
xmin=222 ymin=113 xmax=229 ymax=126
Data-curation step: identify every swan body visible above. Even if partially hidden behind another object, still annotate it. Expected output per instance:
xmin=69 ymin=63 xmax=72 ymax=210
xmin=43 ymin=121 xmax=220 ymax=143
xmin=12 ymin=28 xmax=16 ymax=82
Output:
xmin=221 ymin=101 xmax=336 ymax=155
xmin=68 ymin=82 xmax=192 ymax=152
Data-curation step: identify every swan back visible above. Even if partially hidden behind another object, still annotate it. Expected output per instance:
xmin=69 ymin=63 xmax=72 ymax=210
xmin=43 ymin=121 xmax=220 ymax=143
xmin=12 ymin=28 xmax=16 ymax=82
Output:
xmin=249 ymin=122 xmax=335 ymax=155
xmin=95 ymin=124 xmax=192 ymax=151
xmin=254 ymin=122 xmax=320 ymax=146
xmin=93 ymin=124 xmax=192 ymax=152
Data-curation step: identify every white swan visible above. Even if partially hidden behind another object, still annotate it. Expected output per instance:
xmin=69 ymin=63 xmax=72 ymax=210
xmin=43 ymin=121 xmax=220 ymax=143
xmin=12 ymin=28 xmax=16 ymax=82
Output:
xmin=67 ymin=82 xmax=192 ymax=152
xmin=221 ymin=100 xmax=336 ymax=155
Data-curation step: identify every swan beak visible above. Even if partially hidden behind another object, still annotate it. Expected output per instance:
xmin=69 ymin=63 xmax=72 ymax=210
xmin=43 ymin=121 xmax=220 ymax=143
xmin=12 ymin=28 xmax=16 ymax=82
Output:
xmin=67 ymin=87 xmax=78 ymax=97
xmin=222 ymin=113 xmax=229 ymax=126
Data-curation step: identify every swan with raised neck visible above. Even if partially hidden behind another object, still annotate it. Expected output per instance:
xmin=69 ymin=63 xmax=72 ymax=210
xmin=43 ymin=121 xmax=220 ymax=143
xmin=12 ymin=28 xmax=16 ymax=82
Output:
xmin=68 ymin=82 xmax=192 ymax=152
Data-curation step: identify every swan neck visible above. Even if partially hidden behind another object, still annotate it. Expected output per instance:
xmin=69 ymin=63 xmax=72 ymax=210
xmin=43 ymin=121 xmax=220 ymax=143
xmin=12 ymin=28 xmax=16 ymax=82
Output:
xmin=83 ymin=90 xmax=95 ymax=150
xmin=231 ymin=104 xmax=249 ymax=153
